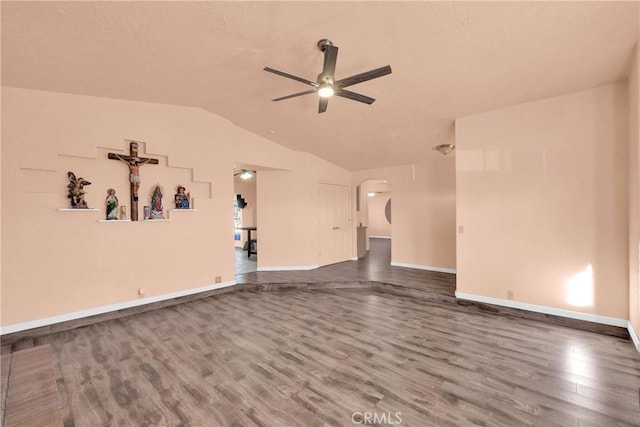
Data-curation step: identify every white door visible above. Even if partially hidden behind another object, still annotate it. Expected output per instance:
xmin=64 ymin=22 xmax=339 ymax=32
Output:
xmin=319 ymin=184 xmax=351 ymax=266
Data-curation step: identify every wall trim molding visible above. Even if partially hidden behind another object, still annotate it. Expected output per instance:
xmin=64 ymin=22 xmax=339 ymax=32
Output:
xmin=0 ymin=280 xmax=236 ymax=335
xmin=455 ymin=291 xmax=628 ymax=328
xmin=391 ymin=262 xmax=456 ymax=274
xmin=369 ymin=236 xmax=391 ymax=239
xmin=257 ymin=264 xmax=319 ymax=272
xmin=629 ymin=321 xmax=640 ymax=351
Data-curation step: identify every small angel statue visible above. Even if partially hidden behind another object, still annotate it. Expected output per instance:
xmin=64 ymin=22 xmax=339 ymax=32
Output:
xmin=67 ymin=171 xmax=91 ymax=208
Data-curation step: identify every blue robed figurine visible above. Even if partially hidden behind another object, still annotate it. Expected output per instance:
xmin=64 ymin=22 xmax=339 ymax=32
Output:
xmin=174 ymin=185 xmax=190 ymax=209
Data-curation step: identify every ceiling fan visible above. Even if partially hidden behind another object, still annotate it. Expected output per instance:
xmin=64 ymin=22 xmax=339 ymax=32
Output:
xmin=264 ymin=39 xmax=392 ymax=113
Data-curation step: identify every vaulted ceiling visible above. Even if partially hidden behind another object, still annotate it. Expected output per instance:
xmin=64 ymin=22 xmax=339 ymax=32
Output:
xmin=2 ymin=1 xmax=638 ymax=171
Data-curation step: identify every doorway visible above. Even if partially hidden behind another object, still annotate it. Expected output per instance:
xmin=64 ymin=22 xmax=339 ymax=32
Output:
xmin=234 ymin=169 xmax=257 ymax=274
xmin=356 ymin=179 xmax=392 ymax=260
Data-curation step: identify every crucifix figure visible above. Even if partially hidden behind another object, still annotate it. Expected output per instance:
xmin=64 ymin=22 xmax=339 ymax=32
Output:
xmin=108 ymin=141 xmax=158 ymax=221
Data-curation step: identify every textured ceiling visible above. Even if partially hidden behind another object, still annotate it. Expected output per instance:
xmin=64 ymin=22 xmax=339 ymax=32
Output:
xmin=2 ymin=1 xmax=638 ymax=171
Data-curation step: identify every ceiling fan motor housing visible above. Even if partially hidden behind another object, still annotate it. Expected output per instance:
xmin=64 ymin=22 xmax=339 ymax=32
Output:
xmin=317 ymin=39 xmax=333 ymax=52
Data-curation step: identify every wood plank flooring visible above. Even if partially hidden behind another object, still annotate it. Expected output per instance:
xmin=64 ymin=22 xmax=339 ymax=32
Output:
xmin=3 ymin=345 xmax=63 ymax=426
xmin=236 ymin=239 xmax=456 ymax=297
xmin=42 ymin=289 xmax=640 ymax=426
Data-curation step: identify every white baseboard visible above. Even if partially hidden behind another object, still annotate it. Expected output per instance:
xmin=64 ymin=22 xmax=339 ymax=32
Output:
xmin=351 ymin=256 xmax=359 ymax=261
xmin=391 ymin=261 xmax=456 ymax=274
xmin=629 ymin=321 xmax=640 ymax=351
xmin=257 ymin=264 xmax=319 ymax=272
xmin=455 ymin=291 xmax=628 ymax=328
xmin=369 ymin=236 xmax=391 ymax=239
xmin=0 ymin=280 xmax=236 ymax=335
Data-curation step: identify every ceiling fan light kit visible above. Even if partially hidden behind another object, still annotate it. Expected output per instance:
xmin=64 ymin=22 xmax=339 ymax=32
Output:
xmin=234 ymin=169 xmax=255 ymax=180
xmin=318 ymin=83 xmax=335 ymax=98
xmin=264 ymin=39 xmax=392 ymax=113
xmin=435 ymin=144 xmax=455 ymax=156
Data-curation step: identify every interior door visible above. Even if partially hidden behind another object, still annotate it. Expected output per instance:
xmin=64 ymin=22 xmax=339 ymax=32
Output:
xmin=319 ymin=184 xmax=351 ymax=266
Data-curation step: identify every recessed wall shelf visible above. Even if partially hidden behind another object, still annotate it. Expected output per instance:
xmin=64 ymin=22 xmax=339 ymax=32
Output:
xmin=143 ymin=219 xmax=172 ymax=222
xmin=58 ymin=208 xmax=100 ymax=212
xmin=97 ymin=219 xmax=132 ymax=223
xmin=168 ymin=209 xmax=198 ymax=212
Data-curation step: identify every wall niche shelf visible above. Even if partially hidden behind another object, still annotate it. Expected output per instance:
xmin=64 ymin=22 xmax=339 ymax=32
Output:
xmin=168 ymin=209 xmax=198 ymax=212
xmin=143 ymin=219 xmax=172 ymax=222
xmin=97 ymin=219 xmax=131 ymax=223
xmin=58 ymin=208 xmax=100 ymax=212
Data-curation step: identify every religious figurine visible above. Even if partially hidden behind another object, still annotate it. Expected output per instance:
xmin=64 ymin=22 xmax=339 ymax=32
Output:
xmin=67 ymin=171 xmax=91 ymax=208
xmin=108 ymin=141 xmax=159 ymax=221
xmin=105 ymin=189 xmax=119 ymax=220
xmin=149 ymin=185 xmax=164 ymax=219
xmin=174 ymin=185 xmax=190 ymax=209
xmin=144 ymin=205 xmax=151 ymax=220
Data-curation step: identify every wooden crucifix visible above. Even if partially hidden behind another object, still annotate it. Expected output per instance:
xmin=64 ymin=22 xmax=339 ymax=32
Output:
xmin=108 ymin=141 xmax=159 ymax=221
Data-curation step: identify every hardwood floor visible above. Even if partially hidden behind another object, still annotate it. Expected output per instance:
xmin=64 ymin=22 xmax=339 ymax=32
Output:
xmin=235 ymin=247 xmax=257 ymax=275
xmin=236 ymin=238 xmax=456 ymax=296
xmin=3 ymin=239 xmax=640 ymax=426
xmin=3 ymin=345 xmax=63 ymax=426
xmin=34 ymin=289 xmax=640 ymax=426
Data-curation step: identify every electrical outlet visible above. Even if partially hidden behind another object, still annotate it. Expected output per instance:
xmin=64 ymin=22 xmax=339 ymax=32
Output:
xmin=458 ymin=225 xmax=464 ymax=234
xmin=215 ymin=276 xmax=222 ymax=284
xmin=507 ymin=290 xmax=514 ymax=300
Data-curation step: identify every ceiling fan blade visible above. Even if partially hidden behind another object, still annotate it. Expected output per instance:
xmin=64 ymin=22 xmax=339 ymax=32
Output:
xmin=319 ymin=97 xmax=329 ymax=113
xmin=272 ymin=89 xmax=317 ymax=102
xmin=335 ymin=65 xmax=392 ymax=89
xmin=335 ymin=89 xmax=376 ymax=105
xmin=264 ymin=67 xmax=319 ymax=87
xmin=319 ymin=45 xmax=338 ymax=82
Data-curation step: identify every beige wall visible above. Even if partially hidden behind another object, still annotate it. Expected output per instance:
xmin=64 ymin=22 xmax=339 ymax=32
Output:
xmin=2 ymin=87 xmax=235 ymax=327
xmin=0 ymin=87 xmax=3 ymax=326
xmin=257 ymin=168 xmax=316 ymax=268
xmin=629 ymin=42 xmax=640 ymax=343
xmin=232 ymin=127 xmax=295 ymax=171
xmin=366 ymin=193 xmax=391 ymax=238
xmin=353 ymin=158 xmax=456 ymax=271
xmin=456 ymin=82 xmax=629 ymax=320
xmin=256 ymin=157 xmax=352 ymax=269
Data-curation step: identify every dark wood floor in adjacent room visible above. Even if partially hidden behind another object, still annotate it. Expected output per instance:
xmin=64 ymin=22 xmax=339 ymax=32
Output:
xmin=3 ymin=239 xmax=640 ymax=426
